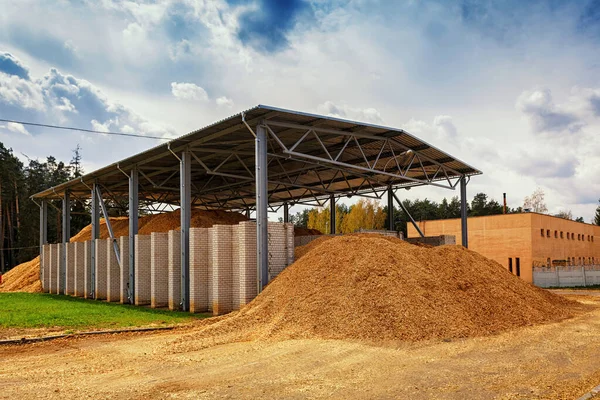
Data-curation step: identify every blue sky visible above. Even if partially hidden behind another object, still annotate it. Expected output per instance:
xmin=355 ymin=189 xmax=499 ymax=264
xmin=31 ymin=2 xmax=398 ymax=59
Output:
xmin=1 ymin=0 xmax=600 ymax=221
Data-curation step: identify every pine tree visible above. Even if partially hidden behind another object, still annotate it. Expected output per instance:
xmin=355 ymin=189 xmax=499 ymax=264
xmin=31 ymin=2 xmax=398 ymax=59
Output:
xmin=594 ymin=199 xmax=600 ymax=226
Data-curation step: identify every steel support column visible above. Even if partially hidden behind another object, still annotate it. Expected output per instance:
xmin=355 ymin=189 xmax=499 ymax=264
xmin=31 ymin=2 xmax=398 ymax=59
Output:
xmin=128 ymin=168 xmax=138 ymax=304
xmin=329 ymin=195 xmax=336 ymax=234
xmin=387 ymin=186 xmax=394 ymax=231
xmin=61 ymin=191 xmax=70 ymax=295
xmin=283 ymin=202 xmax=289 ymax=223
xmin=256 ymin=124 xmax=269 ymax=293
xmin=90 ymin=183 xmax=100 ymax=298
xmin=180 ymin=150 xmax=191 ymax=311
xmin=460 ymin=176 xmax=468 ymax=248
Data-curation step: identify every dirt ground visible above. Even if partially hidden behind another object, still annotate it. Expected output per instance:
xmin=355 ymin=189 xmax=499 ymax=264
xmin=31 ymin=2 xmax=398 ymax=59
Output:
xmin=2 ymin=294 xmax=600 ymax=399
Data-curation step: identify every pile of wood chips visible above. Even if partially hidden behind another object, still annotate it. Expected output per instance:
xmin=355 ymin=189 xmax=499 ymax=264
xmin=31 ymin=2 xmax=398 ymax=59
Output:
xmin=1 ymin=209 xmax=249 ymax=293
xmin=186 ymin=234 xmax=581 ymax=344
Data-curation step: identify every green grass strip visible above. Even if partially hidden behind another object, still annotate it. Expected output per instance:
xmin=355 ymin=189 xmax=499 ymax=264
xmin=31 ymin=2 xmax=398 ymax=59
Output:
xmin=0 ymin=293 xmax=209 ymax=330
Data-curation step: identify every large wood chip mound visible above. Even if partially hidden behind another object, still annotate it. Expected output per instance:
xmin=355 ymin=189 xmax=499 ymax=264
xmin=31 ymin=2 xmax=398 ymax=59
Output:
xmin=190 ymin=234 xmax=581 ymax=344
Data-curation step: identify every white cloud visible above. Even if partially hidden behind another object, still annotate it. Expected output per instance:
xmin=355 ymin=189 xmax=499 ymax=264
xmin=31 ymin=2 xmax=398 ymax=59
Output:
xmin=0 ymin=73 xmax=45 ymax=110
xmin=516 ymin=89 xmax=584 ymax=134
xmin=1 ymin=122 xmax=29 ymax=136
xmin=403 ymin=115 xmax=460 ymax=143
xmin=433 ymin=115 xmax=457 ymax=140
xmin=317 ymin=101 xmax=383 ymax=124
xmin=171 ymin=82 xmax=209 ymax=102
xmin=216 ymin=96 xmax=234 ymax=108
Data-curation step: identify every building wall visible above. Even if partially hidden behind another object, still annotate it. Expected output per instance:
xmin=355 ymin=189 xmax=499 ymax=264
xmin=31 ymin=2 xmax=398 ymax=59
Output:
xmin=407 ymin=213 xmax=600 ymax=283
xmin=408 ymin=214 xmax=534 ymax=282
xmin=530 ymin=213 xmax=600 ymax=267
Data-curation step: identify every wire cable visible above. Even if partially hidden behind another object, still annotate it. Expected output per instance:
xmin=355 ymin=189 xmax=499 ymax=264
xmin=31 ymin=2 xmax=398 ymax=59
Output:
xmin=0 ymin=118 xmax=170 ymax=140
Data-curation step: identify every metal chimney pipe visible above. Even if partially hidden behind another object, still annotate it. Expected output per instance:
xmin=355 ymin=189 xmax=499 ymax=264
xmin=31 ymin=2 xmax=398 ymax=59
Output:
xmin=503 ymin=193 xmax=507 ymax=214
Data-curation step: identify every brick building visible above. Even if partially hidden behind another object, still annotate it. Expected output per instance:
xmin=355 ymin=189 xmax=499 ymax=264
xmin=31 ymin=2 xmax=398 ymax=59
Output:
xmin=407 ymin=213 xmax=600 ymax=283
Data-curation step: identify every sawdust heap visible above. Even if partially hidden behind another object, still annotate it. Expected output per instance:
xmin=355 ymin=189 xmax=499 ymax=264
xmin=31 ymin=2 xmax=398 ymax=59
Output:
xmin=0 ymin=256 xmax=42 ymax=293
xmin=294 ymin=235 xmax=334 ymax=260
xmin=187 ymin=234 xmax=579 ymax=344
xmin=1 ymin=209 xmax=249 ymax=293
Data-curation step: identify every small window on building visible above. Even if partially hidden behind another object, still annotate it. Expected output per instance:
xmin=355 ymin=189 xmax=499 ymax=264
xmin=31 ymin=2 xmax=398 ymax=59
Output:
xmin=508 ymin=258 xmax=513 ymax=273
xmin=516 ymin=258 xmax=521 ymax=277
xmin=578 ymin=234 xmax=581 ymax=241
xmin=547 ymin=257 xmax=551 ymax=267
xmin=547 ymin=229 xmax=551 ymax=238
xmin=540 ymin=228 xmax=544 ymax=237
xmin=567 ymin=232 xmax=571 ymax=240
xmin=554 ymin=231 xmax=558 ymax=238
xmin=560 ymin=231 xmax=564 ymax=239
xmin=567 ymin=257 xmax=571 ymax=265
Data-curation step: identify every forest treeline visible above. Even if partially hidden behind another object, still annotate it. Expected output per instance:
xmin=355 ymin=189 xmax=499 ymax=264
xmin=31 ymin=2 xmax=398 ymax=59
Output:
xmin=0 ymin=143 xmax=87 ymax=272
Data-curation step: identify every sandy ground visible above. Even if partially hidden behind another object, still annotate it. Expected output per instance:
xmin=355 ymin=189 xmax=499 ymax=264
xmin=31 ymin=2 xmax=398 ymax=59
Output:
xmin=2 ymin=294 xmax=600 ymax=399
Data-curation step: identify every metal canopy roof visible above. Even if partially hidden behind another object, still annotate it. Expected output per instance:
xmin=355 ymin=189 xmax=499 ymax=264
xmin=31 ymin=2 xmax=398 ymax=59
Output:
xmin=32 ymin=105 xmax=481 ymax=210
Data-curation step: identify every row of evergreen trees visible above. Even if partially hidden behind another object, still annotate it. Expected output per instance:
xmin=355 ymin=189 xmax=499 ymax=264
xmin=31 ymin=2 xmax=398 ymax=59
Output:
xmin=0 ymin=143 xmax=86 ymax=272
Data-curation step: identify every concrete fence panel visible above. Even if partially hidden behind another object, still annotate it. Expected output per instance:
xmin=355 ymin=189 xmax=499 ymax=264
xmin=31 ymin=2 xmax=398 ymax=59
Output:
xmin=119 ymin=236 xmax=129 ymax=304
xmin=189 ymin=228 xmax=209 ymax=313
xmin=65 ymin=243 xmax=76 ymax=295
xmin=534 ymin=266 xmax=600 ymax=288
xmin=231 ymin=225 xmax=240 ymax=310
xmin=135 ymin=235 xmax=151 ymax=306
xmin=211 ymin=225 xmax=233 ymax=316
xmin=168 ymin=230 xmax=181 ymax=311
xmin=42 ymin=244 xmax=50 ymax=293
xmin=54 ymin=244 xmax=61 ymax=294
xmin=207 ymin=230 xmax=213 ymax=313
xmin=106 ymin=240 xmax=120 ymax=302
xmin=83 ymin=241 xmax=92 ymax=299
xmin=95 ymin=239 xmax=108 ymax=300
xmin=236 ymin=221 xmax=257 ymax=309
xmin=151 ymin=232 xmax=169 ymax=308
xmin=73 ymin=242 xmax=85 ymax=297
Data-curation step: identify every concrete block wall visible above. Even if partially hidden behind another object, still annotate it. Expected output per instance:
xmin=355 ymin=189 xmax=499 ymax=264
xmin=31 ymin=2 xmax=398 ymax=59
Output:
xmin=135 ymin=235 xmax=151 ymax=305
xmin=151 ymin=232 xmax=169 ymax=308
xmin=106 ymin=240 xmax=120 ymax=302
xmin=83 ymin=241 xmax=92 ymax=299
xmin=95 ymin=238 xmax=108 ymax=300
xmin=42 ymin=222 xmax=294 ymax=317
xmin=210 ymin=225 xmax=233 ymax=316
xmin=236 ymin=221 xmax=257 ymax=308
xmin=267 ymin=222 xmax=294 ymax=280
xmin=168 ymin=230 xmax=181 ymax=311
xmin=42 ymin=244 xmax=50 ymax=293
xmin=65 ymin=243 xmax=76 ymax=295
xmin=119 ymin=236 xmax=129 ymax=304
xmin=189 ymin=228 xmax=209 ymax=313
xmin=73 ymin=242 xmax=85 ymax=297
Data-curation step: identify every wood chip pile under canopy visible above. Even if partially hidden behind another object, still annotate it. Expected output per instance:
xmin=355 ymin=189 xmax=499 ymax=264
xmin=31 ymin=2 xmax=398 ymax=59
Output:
xmin=0 ymin=209 xmax=249 ymax=293
xmin=186 ymin=234 xmax=580 ymax=344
